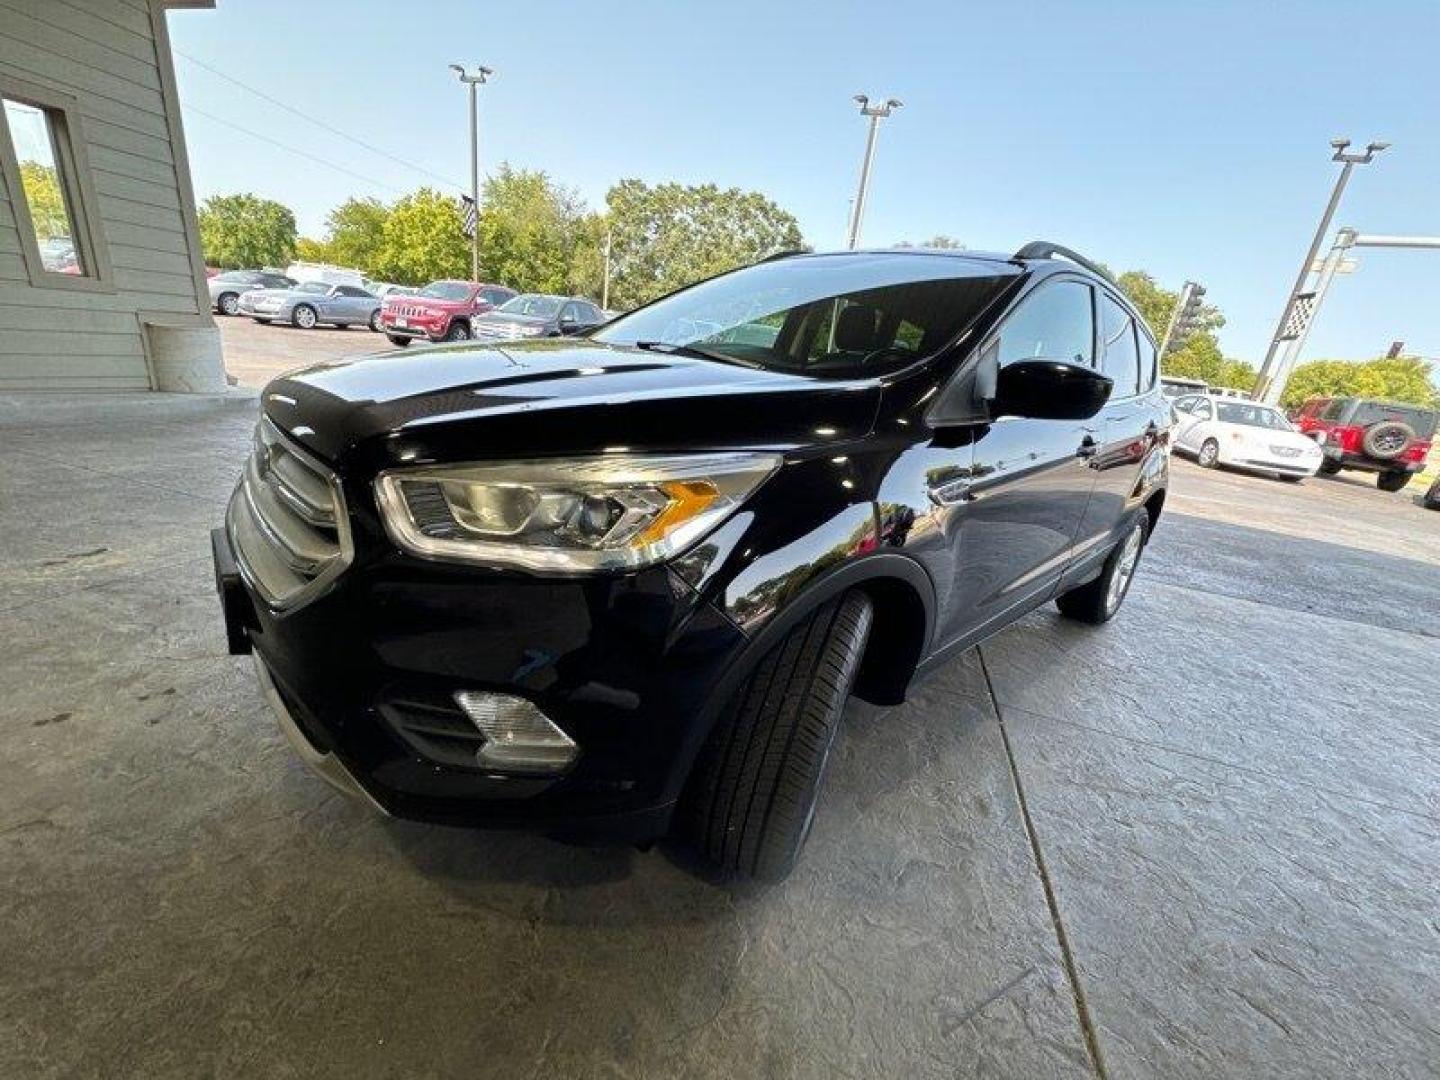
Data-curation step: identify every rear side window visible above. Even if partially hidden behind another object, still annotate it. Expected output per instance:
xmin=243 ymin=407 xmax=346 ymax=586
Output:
xmin=996 ymin=280 xmax=1094 ymax=367
xmin=1099 ymin=294 xmax=1140 ymax=397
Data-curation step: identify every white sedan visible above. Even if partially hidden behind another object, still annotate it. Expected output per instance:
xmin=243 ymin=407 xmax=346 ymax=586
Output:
xmin=1171 ymin=395 xmax=1324 ymax=481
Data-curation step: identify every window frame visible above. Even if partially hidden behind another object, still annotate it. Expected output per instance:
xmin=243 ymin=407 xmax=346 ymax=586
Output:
xmin=0 ymin=77 xmax=113 ymax=293
xmin=1097 ymin=290 xmax=1142 ymax=400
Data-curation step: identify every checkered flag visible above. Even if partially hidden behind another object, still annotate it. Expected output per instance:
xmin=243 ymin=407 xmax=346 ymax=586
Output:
xmin=460 ymin=195 xmax=478 ymax=238
xmin=1279 ymin=292 xmax=1316 ymax=341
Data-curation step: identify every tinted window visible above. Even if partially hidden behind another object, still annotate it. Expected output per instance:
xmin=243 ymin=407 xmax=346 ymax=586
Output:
xmin=336 ymin=285 xmax=371 ymax=298
xmin=419 ymin=281 xmax=471 ymax=301
xmin=560 ymin=302 xmax=583 ymax=323
xmin=1216 ymin=402 xmax=1293 ymax=430
xmin=499 ymin=295 xmax=565 ymax=318
xmin=1137 ymin=328 xmax=1157 ymax=391
xmin=1173 ymin=396 xmax=1196 ymax=413
xmin=1320 ymin=399 xmax=1346 ymax=421
xmin=1192 ymin=398 xmax=1213 ymax=419
xmin=595 ymin=253 xmax=1014 ymax=377
xmin=995 ymin=280 xmax=1094 ymax=368
xmin=479 ymin=287 xmax=513 ymax=305
xmin=1099 ymin=294 xmax=1140 ymax=397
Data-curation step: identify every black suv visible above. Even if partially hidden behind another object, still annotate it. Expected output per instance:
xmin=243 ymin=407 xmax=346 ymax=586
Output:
xmin=213 ymin=243 xmax=1171 ymax=881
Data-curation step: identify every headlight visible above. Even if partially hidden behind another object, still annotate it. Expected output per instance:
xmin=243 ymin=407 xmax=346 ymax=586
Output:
xmin=375 ymin=453 xmax=779 ymax=573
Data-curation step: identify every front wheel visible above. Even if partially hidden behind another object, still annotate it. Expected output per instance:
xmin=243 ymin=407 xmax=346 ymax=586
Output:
xmin=1197 ymin=438 xmax=1220 ymax=469
xmin=369 ymin=310 xmax=383 ymax=332
xmin=218 ymin=293 xmax=239 ymax=316
xmin=291 ymin=304 xmax=317 ymax=330
xmin=1377 ymin=470 xmax=1412 ymax=493
xmin=1317 ymin=457 xmax=1342 ymax=476
xmin=675 ymin=591 xmax=873 ymax=882
xmin=385 ymin=334 xmax=412 ymax=347
xmin=1278 ymin=474 xmax=1304 ymax=483
xmin=1057 ymin=517 xmax=1146 ymax=625
xmin=443 ymin=320 xmax=471 ymax=341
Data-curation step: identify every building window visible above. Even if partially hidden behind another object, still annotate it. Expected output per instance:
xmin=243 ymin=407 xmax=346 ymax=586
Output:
xmin=0 ymin=80 xmax=110 ymax=291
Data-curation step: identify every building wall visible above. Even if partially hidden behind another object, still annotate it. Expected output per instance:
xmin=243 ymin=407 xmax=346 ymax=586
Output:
xmin=0 ymin=0 xmax=218 ymax=392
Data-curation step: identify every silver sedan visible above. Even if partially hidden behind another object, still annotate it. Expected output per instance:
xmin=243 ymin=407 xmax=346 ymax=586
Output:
xmin=237 ymin=282 xmax=383 ymax=330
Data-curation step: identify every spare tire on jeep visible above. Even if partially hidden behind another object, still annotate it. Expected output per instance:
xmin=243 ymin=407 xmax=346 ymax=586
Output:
xmin=1362 ymin=420 xmax=1415 ymax=460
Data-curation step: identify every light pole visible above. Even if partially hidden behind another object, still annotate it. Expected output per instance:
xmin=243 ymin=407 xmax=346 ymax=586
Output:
xmin=449 ymin=63 xmax=493 ymax=281
xmin=1252 ymin=138 xmax=1387 ymax=401
xmin=846 ymin=95 xmax=902 ymax=250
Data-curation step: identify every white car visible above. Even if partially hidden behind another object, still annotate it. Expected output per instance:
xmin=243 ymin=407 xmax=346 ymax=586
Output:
xmin=1171 ymin=395 xmax=1324 ymax=481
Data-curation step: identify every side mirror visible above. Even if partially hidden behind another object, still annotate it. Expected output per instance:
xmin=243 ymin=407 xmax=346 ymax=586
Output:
xmin=993 ymin=360 xmax=1113 ymax=421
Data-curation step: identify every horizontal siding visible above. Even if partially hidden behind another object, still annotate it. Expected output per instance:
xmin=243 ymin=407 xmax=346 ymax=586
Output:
xmin=0 ymin=0 xmax=211 ymax=392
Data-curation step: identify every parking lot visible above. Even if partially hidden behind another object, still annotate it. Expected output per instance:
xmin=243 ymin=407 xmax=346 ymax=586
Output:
xmin=2 ymin=382 xmax=1437 ymax=1079
xmin=218 ymin=313 xmax=404 ymax=389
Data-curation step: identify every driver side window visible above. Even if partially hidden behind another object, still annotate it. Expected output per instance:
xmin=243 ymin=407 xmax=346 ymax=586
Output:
xmin=995 ymin=280 xmax=1095 ymax=367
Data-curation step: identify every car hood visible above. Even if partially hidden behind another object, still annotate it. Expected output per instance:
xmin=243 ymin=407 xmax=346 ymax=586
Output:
xmin=384 ymin=294 xmax=470 ymax=311
xmin=474 ymin=312 xmax=548 ymax=327
xmin=261 ymin=339 xmax=882 ymax=467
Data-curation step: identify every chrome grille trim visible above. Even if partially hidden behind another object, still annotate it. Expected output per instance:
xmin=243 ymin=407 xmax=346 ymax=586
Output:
xmin=228 ymin=419 xmax=352 ymax=611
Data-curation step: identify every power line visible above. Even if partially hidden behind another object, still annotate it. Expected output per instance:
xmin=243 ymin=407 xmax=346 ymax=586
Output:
xmin=174 ymin=49 xmax=465 ymax=193
xmin=184 ymin=104 xmax=406 ymax=194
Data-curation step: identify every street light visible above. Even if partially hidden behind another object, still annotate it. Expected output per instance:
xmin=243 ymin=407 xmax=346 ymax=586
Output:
xmin=449 ymin=63 xmax=493 ymax=281
xmin=846 ymin=94 xmax=902 ymax=250
xmin=1252 ymin=137 xmax=1387 ymax=403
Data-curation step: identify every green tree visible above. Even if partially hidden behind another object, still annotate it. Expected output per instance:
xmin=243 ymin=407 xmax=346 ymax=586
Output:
xmin=475 ymin=166 xmax=587 ymax=293
xmin=372 ymin=188 xmax=469 ymax=284
xmin=18 ymin=161 xmax=69 ymax=241
xmin=197 ymin=192 xmax=297 ymax=269
xmin=1281 ymin=356 xmax=1439 ymax=409
xmin=894 ymin=235 xmax=965 ymax=249
xmin=604 ymin=180 xmax=804 ymax=308
xmin=322 ymin=197 xmax=389 ymax=271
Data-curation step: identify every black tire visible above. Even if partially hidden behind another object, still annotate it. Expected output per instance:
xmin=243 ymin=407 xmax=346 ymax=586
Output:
xmin=1317 ymin=457 xmax=1342 ymax=476
xmin=1362 ymin=421 xmax=1415 ymax=461
xmin=369 ymin=310 xmax=383 ymax=332
xmin=1278 ymin=473 xmax=1304 ymax=483
xmin=443 ymin=320 xmax=471 ymax=341
xmin=291 ymin=304 xmax=317 ymax=330
xmin=676 ymin=592 xmax=873 ymax=882
xmin=1197 ymin=438 xmax=1221 ymax=469
xmin=1056 ymin=516 xmax=1147 ymax=625
xmin=253 ymin=318 xmax=272 ymax=325
xmin=1377 ymin=470 xmax=1412 ymax=493
xmin=1424 ymin=479 xmax=1440 ymax=510
xmin=217 ymin=292 xmax=239 ymax=316
xmin=385 ymin=334 xmax=412 ymax=347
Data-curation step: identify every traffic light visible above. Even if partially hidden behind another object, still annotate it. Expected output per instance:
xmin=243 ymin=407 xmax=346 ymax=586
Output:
xmin=1163 ymin=282 xmax=1207 ymax=355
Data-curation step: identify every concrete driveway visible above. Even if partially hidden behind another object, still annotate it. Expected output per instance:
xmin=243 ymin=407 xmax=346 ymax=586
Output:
xmin=2 ymin=394 xmax=1436 ymax=1079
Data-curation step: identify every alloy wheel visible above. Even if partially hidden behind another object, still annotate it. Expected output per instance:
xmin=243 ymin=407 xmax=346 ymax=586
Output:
xmin=1105 ymin=523 xmax=1144 ymax=615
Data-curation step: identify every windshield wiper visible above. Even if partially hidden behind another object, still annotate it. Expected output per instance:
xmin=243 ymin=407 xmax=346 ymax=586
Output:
xmin=632 ymin=340 xmax=761 ymax=369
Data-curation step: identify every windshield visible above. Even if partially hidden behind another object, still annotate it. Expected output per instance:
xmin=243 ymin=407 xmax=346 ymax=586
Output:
xmin=593 ymin=253 xmax=1014 ymax=376
xmin=215 ymin=271 xmax=254 ymax=284
xmin=419 ymin=282 xmax=472 ymax=301
xmin=497 ymin=295 xmax=564 ymax=318
xmin=1216 ymin=402 xmax=1293 ymax=430
xmin=295 ymin=281 xmax=330 ymax=294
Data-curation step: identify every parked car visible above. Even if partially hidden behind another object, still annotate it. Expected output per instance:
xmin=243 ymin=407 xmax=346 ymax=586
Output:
xmin=237 ymin=281 xmax=382 ymax=330
xmin=379 ymin=281 xmax=516 ymax=345
xmin=470 ymin=294 xmax=606 ymax=341
xmin=1171 ymin=395 xmax=1323 ymax=480
xmin=1160 ymin=375 xmax=1207 ymax=400
xmin=212 ymin=242 xmax=1170 ymax=881
xmin=1291 ymin=396 xmax=1439 ymax=491
xmin=209 ymin=270 xmax=297 ymax=316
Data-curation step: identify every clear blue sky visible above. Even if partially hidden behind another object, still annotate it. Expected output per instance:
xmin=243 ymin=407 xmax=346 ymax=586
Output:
xmin=170 ymin=0 xmax=1440 ymax=365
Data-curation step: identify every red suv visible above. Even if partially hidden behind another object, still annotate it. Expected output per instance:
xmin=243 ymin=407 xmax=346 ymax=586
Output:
xmin=1291 ymin=396 xmax=1438 ymax=492
xmin=379 ymin=281 xmax=516 ymax=346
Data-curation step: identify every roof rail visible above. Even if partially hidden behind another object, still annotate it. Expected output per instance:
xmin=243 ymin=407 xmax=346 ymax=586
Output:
xmin=1012 ymin=241 xmax=1115 ymax=284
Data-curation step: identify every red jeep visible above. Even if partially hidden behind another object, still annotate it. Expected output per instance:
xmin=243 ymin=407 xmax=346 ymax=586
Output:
xmin=1291 ymin=396 xmax=1438 ymax=492
xmin=379 ymin=281 xmax=516 ymax=346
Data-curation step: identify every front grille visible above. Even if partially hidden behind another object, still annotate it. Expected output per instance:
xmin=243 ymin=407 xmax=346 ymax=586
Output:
xmin=227 ymin=418 xmax=352 ymax=609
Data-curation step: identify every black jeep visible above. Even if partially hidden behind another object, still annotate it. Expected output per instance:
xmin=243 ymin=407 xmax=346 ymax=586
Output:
xmin=213 ymin=243 xmax=1171 ymax=881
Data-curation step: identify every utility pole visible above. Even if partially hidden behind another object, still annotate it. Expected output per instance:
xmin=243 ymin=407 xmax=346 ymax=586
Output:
xmin=601 ymin=227 xmax=612 ymax=311
xmin=449 ymin=64 xmax=493 ymax=281
xmin=1252 ymin=138 xmax=1387 ymax=401
xmin=846 ymin=95 xmax=902 ymax=250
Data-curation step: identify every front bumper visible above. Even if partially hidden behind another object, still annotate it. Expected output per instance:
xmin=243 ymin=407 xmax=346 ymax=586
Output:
xmin=239 ymin=301 xmax=286 ymax=319
xmin=211 ymin=501 xmax=745 ymax=841
xmin=379 ymin=315 xmax=444 ymax=340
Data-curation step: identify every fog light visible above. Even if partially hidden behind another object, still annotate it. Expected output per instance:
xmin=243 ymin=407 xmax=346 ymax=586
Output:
xmin=454 ymin=692 xmax=578 ymax=774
